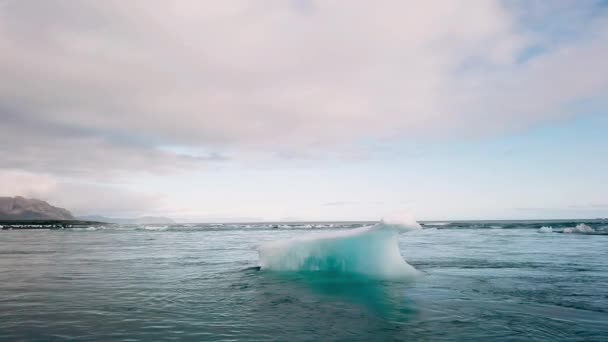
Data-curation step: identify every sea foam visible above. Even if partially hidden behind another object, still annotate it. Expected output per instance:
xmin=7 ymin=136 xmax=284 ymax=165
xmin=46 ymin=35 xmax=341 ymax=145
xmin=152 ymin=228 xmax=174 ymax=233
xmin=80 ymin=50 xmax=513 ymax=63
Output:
xmin=563 ymin=223 xmax=595 ymax=234
xmin=256 ymin=213 xmax=422 ymax=279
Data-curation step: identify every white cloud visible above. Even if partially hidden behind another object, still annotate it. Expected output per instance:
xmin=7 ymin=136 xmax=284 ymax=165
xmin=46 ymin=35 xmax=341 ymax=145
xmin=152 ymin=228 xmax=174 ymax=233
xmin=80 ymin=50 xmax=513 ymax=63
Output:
xmin=0 ymin=1 xmax=606 ymax=174
xmin=0 ymin=0 xmax=608 ymax=163
xmin=0 ymin=169 xmax=57 ymax=197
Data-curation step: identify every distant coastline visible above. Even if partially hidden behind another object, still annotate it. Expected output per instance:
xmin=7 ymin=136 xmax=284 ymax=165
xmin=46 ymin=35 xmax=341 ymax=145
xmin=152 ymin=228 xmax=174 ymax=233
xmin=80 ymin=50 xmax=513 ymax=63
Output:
xmin=0 ymin=220 xmax=107 ymax=229
xmin=0 ymin=196 xmax=174 ymax=226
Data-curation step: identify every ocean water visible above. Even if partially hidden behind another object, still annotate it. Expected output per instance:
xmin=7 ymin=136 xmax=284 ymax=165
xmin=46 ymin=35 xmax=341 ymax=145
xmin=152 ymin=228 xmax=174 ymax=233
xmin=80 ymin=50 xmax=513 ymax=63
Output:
xmin=0 ymin=220 xmax=607 ymax=341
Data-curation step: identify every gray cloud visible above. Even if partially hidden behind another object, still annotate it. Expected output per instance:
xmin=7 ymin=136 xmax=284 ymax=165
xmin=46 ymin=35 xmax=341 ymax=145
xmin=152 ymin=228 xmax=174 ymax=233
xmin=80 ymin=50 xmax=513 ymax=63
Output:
xmin=0 ymin=103 xmax=229 ymax=179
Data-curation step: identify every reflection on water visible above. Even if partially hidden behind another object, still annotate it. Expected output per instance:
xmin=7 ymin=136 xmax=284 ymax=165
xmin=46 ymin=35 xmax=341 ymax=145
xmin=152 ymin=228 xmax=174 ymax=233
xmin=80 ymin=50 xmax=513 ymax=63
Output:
xmin=234 ymin=269 xmax=424 ymax=341
xmin=254 ymin=271 xmax=419 ymax=319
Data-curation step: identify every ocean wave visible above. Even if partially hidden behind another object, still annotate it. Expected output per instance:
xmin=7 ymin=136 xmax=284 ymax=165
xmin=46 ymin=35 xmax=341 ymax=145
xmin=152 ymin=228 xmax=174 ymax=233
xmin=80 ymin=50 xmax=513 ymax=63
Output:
xmin=69 ymin=226 xmax=107 ymax=231
xmin=562 ymin=223 xmax=595 ymax=234
xmin=5 ymin=219 xmax=606 ymax=234
xmin=420 ymin=220 xmax=608 ymax=232
xmin=139 ymin=225 xmax=170 ymax=231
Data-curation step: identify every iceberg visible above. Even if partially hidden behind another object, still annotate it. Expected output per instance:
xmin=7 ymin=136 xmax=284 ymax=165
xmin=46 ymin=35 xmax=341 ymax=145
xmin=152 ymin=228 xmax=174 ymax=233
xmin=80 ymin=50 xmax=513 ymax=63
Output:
xmin=256 ymin=213 xmax=422 ymax=279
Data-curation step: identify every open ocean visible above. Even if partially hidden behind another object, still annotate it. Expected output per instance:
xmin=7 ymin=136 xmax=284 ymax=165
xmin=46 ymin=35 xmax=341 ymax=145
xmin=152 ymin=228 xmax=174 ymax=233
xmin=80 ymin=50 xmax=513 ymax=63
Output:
xmin=1 ymin=220 xmax=607 ymax=341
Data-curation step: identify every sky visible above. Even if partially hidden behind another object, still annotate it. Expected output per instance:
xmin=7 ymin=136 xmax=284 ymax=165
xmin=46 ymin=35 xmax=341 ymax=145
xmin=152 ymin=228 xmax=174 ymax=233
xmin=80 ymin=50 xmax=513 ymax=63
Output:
xmin=0 ymin=0 xmax=607 ymax=221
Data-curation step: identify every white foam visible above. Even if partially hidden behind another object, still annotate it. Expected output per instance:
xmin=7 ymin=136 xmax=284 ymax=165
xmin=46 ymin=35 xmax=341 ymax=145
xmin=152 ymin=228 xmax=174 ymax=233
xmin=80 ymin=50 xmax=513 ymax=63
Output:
xmin=538 ymin=226 xmax=553 ymax=233
xmin=141 ymin=225 xmax=169 ymax=231
xmin=381 ymin=212 xmax=422 ymax=232
xmin=256 ymin=213 xmax=422 ymax=279
xmin=563 ymin=223 xmax=594 ymax=234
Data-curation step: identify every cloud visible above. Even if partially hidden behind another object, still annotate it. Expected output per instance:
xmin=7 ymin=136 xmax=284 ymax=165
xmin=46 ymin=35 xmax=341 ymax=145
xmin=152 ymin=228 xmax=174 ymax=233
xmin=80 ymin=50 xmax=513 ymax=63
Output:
xmin=567 ymin=204 xmax=608 ymax=209
xmin=48 ymin=183 xmax=168 ymax=216
xmin=323 ymin=201 xmax=357 ymax=207
xmin=322 ymin=200 xmax=387 ymax=206
xmin=516 ymin=204 xmax=608 ymax=211
xmin=0 ymin=169 xmax=57 ymax=197
xmin=0 ymin=169 xmax=166 ymax=216
xmin=0 ymin=0 xmax=607 ymax=179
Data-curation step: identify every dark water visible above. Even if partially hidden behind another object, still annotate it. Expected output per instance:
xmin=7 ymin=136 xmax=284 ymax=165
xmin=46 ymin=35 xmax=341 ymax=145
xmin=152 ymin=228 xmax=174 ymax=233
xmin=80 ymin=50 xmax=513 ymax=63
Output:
xmin=1 ymin=221 xmax=607 ymax=341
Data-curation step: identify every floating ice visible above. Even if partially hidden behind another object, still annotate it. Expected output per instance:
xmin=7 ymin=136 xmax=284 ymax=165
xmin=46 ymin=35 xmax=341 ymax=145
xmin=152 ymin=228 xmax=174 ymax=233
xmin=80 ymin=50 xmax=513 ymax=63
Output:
xmin=256 ymin=213 xmax=422 ymax=279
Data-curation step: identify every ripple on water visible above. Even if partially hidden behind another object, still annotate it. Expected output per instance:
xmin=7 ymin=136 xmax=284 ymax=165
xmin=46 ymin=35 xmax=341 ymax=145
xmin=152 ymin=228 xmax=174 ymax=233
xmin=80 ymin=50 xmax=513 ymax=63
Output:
xmin=0 ymin=227 xmax=606 ymax=341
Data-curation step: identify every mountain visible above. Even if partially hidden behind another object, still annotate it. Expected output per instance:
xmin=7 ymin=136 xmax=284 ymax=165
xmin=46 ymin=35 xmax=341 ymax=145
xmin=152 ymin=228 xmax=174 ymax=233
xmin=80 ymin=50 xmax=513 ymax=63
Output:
xmin=77 ymin=215 xmax=175 ymax=224
xmin=0 ymin=196 xmax=75 ymax=220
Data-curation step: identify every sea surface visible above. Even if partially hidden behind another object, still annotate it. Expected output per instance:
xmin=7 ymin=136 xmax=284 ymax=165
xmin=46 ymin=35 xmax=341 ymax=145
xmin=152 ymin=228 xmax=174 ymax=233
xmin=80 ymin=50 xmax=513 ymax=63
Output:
xmin=1 ymin=220 xmax=607 ymax=341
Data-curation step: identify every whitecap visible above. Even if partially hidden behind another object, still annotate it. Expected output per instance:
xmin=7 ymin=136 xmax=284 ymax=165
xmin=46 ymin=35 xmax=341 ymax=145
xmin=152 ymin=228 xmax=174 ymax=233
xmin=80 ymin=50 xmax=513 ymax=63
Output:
xmin=563 ymin=223 xmax=595 ymax=234
xmin=142 ymin=225 xmax=169 ymax=231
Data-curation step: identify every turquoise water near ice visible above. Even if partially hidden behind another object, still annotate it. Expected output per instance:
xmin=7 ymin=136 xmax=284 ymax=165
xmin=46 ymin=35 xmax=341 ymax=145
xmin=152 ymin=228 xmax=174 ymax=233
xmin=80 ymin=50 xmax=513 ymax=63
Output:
xmin=0 ymin=221 xmax=607 ymax=341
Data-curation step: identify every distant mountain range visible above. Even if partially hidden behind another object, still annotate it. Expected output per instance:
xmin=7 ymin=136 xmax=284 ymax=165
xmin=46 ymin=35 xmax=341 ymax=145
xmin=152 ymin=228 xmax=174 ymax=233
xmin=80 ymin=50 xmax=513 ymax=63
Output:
xmin=76 ymin=215 xmax=175 ymax=224
xmin=0 ymin=196 xmax=174 ymax=224
xmin=0 ymin=196 xmax=75 ymax=220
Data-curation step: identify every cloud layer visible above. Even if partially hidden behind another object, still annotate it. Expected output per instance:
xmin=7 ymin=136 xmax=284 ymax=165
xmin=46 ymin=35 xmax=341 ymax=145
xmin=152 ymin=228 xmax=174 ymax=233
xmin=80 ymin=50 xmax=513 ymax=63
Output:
xmin=1 ymin=1 xmax=607 ymax=216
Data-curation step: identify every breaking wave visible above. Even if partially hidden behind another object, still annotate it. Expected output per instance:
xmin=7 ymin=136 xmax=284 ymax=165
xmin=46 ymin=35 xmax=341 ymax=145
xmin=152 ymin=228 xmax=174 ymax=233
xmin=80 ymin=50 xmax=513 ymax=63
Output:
xmin=256 ymin=213 xmax=422 ymax=279
xmin=562 ymin=223 xmax=595 ymax=234
xmin=419 ymin=220 xmax=607 ymax=233
xmin=423 ymin=222 xmax=450 ymax=226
